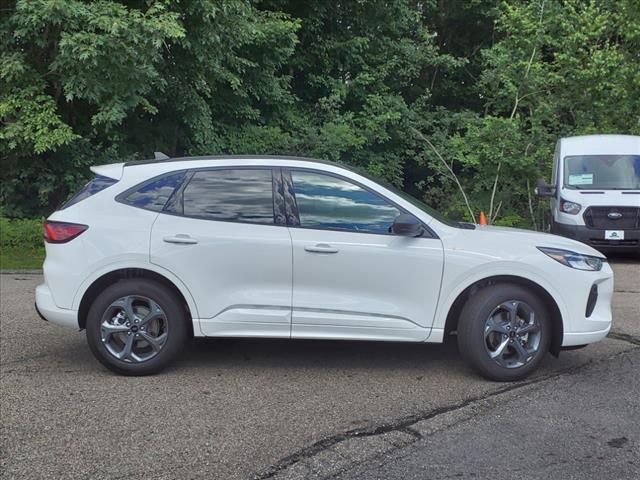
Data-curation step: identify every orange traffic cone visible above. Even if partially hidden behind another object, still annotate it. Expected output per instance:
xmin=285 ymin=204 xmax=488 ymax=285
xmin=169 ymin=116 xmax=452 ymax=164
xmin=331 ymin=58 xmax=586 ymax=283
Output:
xmin=479 ymin=211 xmax=488 ymax=225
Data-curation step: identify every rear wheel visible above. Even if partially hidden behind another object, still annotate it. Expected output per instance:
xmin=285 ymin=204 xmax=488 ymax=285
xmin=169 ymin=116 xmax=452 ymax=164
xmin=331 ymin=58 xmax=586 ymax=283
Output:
xmin=86 ymin=279 xmax=188 ymax=375
xmin=457 ymin=284 xmax=551 ymax=382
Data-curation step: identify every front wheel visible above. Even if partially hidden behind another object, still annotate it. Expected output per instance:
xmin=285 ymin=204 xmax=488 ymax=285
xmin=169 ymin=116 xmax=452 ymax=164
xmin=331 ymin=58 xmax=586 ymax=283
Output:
xmin=457 ymin=284 xmax=551 ymax=382
xmin=86 ymin=279 xmax=188 ymax=375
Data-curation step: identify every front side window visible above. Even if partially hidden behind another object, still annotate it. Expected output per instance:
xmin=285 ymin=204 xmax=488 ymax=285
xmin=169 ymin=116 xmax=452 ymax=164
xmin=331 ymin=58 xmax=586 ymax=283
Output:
xmin=121 ymin=171 xmax=186 ymax=211
xmin=564 ymin=155 xmax=640 ymax=190
xmin=290 ymin=170 xmax=400 ymax=234
xmin=182 ymin=169 xmax=274 ymax=224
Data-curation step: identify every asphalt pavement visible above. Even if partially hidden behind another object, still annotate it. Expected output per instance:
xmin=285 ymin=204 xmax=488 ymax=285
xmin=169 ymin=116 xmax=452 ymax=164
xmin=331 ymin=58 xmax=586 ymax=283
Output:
xmin=0 ymin=258 xmax=638 ymax=479
xmin=330 ymin=347 xmax=640 ymax=480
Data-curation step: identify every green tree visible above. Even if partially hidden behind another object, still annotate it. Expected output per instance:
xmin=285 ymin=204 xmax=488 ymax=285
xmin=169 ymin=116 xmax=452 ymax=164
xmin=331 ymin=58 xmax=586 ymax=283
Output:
xmin=1 ymin=0 xmax=638 ymax=227
xmin=414 ymin=0 xmax=640 ymax=226
xmin=260 ymin=0 xmax=462 ymax=185
xmin=1 ymin=0 xmax=299 ymax=216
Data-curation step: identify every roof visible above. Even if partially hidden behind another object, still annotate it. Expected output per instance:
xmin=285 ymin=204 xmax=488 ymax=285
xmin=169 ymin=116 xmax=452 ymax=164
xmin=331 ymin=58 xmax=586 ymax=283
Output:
xmin=95 ymin=155 xmax=364 ymax=181
xmin=560 ymin=135 xmax=640 ymax=156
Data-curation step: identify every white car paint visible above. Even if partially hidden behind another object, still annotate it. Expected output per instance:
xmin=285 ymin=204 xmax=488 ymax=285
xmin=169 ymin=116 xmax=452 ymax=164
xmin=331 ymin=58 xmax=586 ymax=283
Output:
xmin=151 ymin=212 xmax=293 ymax=338
xmin=36 ymin=156 xmax=613 ymax=351
xmin=289 ymin=227 xmax=444 ymax=342
xmin=431 ymin=224 xmax=613 ymax=345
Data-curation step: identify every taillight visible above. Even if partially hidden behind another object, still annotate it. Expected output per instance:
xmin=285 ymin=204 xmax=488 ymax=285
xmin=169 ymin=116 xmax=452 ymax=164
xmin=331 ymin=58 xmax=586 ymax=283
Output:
xmin=43 ymin=221 xmax=88 ymax=243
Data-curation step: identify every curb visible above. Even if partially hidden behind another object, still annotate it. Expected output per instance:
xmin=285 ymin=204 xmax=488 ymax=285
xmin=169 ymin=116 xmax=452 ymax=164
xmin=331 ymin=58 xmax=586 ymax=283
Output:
xmin=1 ymin=269 xmax=43 ymax=274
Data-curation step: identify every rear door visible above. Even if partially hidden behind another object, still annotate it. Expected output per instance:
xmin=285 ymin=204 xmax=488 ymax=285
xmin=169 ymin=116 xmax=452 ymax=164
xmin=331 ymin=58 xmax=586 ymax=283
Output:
xmin=150 ymin=167 xmax=293 ymax=337
xmin=284 ymin=169 xmax=444 ymax=342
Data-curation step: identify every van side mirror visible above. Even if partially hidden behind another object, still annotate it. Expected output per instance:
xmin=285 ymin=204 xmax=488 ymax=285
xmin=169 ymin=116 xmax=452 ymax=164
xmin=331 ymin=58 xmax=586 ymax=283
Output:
xmin=391 ymin=214 xmax=424 ymax=237
xmin=535 ymin=178 xmax=556 ymax=197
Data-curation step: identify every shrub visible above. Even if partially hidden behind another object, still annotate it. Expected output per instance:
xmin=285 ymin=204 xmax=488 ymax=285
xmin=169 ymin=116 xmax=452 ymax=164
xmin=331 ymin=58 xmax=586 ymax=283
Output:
xmin=0 ymin=217 xmax=44 ymax=250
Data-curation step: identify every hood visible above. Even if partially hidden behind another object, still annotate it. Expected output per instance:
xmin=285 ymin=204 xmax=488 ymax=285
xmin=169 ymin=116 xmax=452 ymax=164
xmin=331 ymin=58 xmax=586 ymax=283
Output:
xmin=472 ymin=224 xmax=605 ymax=257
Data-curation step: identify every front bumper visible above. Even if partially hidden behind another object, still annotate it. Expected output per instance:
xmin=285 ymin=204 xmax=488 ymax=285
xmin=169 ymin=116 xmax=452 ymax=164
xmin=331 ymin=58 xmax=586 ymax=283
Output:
xmin=560 ymin=264 xmax=614 ymax=347
xmin=35 ymin=283 xmax=78 ymax=330
xmin=551 ymin=222 xmax=640 ymax=253
xmin=562 ymin=327 xmax=611 ymax=346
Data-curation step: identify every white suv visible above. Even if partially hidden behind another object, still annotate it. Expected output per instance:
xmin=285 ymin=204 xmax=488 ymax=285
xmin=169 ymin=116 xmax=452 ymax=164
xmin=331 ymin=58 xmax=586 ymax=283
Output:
xmin=35 ymin=155 xmax=613 ymax=381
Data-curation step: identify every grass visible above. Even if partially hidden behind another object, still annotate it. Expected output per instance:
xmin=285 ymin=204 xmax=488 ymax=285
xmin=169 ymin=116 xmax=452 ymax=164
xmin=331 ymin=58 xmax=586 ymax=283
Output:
xmin=0 ymin=246 xmax=45 ymax=269
xmin=1 ymin=217 xmax=45 ymax=270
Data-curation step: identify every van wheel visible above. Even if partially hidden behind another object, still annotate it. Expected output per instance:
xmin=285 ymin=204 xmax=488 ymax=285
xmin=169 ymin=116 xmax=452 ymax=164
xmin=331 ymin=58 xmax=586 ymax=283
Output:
xmin=457 ymin=284 xmax=551 ymax=382
xmin=85 ymin=279 xmax=188 ymax=375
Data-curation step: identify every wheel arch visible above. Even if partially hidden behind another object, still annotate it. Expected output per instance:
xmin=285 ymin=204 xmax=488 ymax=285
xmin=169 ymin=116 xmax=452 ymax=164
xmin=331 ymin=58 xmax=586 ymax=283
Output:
xmin=77 ymin=267 xmax=196 ymax=337
xmin=443 ymin=275 xmax=563 ymax=356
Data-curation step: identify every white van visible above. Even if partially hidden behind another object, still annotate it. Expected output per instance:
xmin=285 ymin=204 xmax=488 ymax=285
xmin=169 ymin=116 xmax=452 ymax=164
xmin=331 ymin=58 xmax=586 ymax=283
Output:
xmin=537 ymin=134 xmax=640 ymax=253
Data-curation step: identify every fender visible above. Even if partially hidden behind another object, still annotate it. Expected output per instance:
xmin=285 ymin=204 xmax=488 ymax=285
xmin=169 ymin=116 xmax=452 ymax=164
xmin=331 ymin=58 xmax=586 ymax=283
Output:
xmin=429 ymin=261 xmax=570 ymax=334
xmin=71 ymin=259 xmax=200 ymax=322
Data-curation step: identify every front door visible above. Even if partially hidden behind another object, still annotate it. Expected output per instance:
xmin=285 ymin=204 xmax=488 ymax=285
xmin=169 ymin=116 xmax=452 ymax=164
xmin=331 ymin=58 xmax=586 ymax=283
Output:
xmin=150 ymin=167 xmax=292 ymax=337
xmin=285 ymin=169 xmax=444 ymax=342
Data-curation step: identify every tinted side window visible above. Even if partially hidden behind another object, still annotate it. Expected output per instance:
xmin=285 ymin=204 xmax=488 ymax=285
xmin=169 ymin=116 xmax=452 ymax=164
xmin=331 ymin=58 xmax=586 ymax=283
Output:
xmin=291 ymin=171 xmax=400 ymax=234
xmin=182 ymin=169 xmax=274 ymax=224
xmin=62 ymin=175 xmax=118 ymax=209
xmin=122 ymin=171 xmax=185 ymax=212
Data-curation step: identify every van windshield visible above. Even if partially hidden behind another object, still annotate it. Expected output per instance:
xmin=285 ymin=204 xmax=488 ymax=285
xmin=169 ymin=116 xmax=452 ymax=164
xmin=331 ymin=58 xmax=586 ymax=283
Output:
xmin=564 ymin=155 xmax=640 ymax=190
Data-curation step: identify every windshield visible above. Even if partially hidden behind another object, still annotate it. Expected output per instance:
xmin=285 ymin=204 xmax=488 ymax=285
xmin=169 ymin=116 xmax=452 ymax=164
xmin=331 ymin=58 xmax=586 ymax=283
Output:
xmin=563 ymin=155 xmax=640 ymax=190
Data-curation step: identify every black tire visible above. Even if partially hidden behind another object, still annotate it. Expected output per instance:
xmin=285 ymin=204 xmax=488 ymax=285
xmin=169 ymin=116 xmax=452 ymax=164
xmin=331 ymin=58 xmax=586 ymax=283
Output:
xmin=457 ymin=284 xmax=552 ymax=382
xmin=86 ymin=279 xmax=188 ymax=375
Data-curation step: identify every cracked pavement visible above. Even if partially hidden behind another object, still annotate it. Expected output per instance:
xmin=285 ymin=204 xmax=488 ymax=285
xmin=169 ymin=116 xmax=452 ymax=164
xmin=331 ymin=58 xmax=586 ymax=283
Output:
xmin=329 ymin=347 xmax=640 ymax=480
xmin=1 ymin=257 xmax=638 ymax=479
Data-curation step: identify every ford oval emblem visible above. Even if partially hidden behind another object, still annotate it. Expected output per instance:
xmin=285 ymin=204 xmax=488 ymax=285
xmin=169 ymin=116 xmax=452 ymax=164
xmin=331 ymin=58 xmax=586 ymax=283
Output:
xmin=607 ymin=212 xmax=623 ymax=219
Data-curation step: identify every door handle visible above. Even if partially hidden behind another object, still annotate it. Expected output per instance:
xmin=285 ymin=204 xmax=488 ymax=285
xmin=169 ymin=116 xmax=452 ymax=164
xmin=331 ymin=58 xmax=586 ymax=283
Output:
xmin=304 ymin=243 xmax=339 ymax=254
xmin=163 ymin=234 xmax=198 ymax=245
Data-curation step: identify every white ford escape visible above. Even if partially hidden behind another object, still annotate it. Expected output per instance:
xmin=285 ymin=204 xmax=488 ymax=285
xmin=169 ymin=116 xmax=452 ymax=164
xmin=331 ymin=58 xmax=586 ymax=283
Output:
xmin=35 ymin=155 xmax=613 ymax=381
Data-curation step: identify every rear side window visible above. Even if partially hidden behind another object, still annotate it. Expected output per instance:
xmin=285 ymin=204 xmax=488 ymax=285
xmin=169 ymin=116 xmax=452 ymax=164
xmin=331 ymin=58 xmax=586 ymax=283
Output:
xmin=182 ymin=169 xmax=274 ymax=224
xmin=121 ymin=171 xmax=186 ymax=211
xmin=61 ymin=175 xmax=118 ymax=209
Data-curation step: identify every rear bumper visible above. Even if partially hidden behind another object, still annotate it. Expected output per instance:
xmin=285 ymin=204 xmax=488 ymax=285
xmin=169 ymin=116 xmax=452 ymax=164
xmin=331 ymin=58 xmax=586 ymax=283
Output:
xmin=35 ymin=283 xmax=78 ymax=330
xmin=551 ymin=222 xmax=640 ymax=252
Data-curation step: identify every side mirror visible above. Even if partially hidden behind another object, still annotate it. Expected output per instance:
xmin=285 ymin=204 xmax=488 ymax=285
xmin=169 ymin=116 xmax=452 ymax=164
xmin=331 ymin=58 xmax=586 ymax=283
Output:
xmin=391 ymin=214 xmax=423 ymax=237
xmin=535 ymin=178 xmax=556 ymax=197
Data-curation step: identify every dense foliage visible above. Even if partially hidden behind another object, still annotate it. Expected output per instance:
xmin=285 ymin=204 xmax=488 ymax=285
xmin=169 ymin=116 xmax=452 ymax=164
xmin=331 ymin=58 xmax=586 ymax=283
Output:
xmin=2 ymin=0 xmax=639 ymax=226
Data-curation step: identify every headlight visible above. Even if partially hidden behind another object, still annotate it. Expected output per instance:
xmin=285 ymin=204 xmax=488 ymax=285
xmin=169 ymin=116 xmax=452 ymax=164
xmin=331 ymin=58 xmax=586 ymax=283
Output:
xmin=560 ymin=198 xmax=581 ymax=215
xmin=537 ymin=247 xmax=604 ymax=271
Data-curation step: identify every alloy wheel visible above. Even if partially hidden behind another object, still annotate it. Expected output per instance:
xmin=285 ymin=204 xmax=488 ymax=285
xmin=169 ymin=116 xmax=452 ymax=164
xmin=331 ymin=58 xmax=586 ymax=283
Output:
xmin=100 ymin=295 xmax=169 ymax=363
xmin=483 ymin=300 xmax=542 ymax=369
